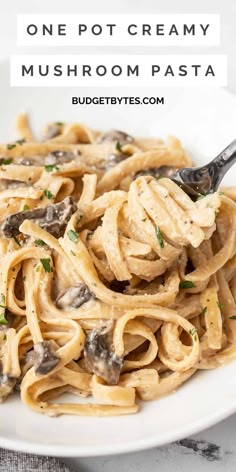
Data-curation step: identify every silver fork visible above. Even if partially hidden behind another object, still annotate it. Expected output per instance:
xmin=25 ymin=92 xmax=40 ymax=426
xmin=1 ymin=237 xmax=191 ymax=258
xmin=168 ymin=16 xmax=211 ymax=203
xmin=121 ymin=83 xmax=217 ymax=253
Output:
xmin=171 ymin=140 xmax=236 ymax=199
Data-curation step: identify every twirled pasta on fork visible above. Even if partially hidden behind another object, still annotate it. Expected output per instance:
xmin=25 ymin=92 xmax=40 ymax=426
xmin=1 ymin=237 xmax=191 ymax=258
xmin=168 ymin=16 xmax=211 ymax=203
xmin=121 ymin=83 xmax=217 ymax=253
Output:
xmin=0 ymin=114 xmax=235 ymax=416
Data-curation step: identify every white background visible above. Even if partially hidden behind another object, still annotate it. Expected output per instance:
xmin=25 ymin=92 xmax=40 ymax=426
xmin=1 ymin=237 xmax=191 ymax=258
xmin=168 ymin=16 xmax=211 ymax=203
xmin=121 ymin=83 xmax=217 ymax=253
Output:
xmin=1 ymin=1 xmax=236 ymax=471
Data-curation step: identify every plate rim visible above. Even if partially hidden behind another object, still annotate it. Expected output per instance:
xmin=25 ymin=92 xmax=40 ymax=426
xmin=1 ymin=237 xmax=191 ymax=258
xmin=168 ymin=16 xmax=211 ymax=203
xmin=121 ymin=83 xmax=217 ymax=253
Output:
xmin=1 ymin=399 xmax=236 ymax=457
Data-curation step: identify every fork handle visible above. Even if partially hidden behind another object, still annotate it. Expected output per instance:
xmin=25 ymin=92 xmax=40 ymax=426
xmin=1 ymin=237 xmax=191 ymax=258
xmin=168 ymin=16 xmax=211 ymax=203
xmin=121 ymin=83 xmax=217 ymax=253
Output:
xmin=209 ymin=139 xmax=236 ymax=189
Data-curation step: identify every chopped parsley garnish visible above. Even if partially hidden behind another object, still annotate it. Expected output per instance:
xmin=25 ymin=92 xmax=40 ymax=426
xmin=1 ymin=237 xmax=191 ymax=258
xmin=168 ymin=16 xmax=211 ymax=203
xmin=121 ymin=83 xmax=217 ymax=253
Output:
xmin=71 ymin=250 xmax=76 ymax=256
xmin=0 ymin=313 xmax=8 ymax=325
xmin=229 ymin=315 xmax=236 ymax=320
xmin=67 ymin=229 xmax=79 ymax=243
xmin=23 ymin=204 xmax=30 ymax=211
xmin=35 ymin=239 xmax=46 ymax=247
xmin=0 ymin=295 xmax=7 ymax=324
xmin=16 ymin=139 xmax=26 ymax=145
xmin=40 ymin=258 xmax=52 ymax=273
xmin=116 ymin=141 xmax=123 ymax=152
xmin=202 ymin=306 xmax=207 ymax=317
xmin=216 ymin=301 xmax=224 ymax=310
xmin=189 ymin=328 xmax=197 ymax=337
xmin=77 ymin=214 xmax=83 ymax=224
xmin=22 ymin=276 xmax=26 ymax=282
xmin=179 ymin=280 xmax=196 ymax=289
xmin=155 ymin=226 xmax=164 ymax=248
xmin=13 ymin=236 xmax=21 ymax=247
xmin=142 ymin=218 xmax=147 ymax=222
xmin=55 ymin=122 xmax=63 ymax=126
xmin=44 ymin=164 xmax=59 ymax=172
xmin=196 ymin=193 xmax=206 ymax=200
xmin=6 ymin=139 xmax=25 ymax=150
xmin=1 ymin=158 xmax=12 ymax=165
xmin=43 ymin=189 xmax=54 ymax=200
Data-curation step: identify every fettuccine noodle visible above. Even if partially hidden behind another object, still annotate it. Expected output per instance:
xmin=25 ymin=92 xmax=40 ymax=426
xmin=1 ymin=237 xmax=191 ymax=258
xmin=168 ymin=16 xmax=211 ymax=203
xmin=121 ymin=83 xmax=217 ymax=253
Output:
xmin=0 ymin=114 xmax=235 ymax=417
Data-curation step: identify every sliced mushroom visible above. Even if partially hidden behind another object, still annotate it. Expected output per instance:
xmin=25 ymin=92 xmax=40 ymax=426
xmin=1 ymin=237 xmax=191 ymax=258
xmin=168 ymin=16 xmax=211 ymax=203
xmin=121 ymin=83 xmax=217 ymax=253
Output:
xmin=134 ymin=166 xmax=177 ymax=180
xmin=84 ymin=328 xmax=123 ymax=385
xmin=23 ymin=349 xmax=35 ymax=368
xmin=2 ymin=196 xmax=77 ymax=239
xmin=18 ymin=157 xmax=45 ymax=166
xmin=19 ymin=158 xmax=35 ymax=166
xmin=104 ymin=153 xmax=128 ymax=171
xmin=8 ymin=151 xmax=78 ymax=167
xmin=41 ymin=123 xmax=61 ymax=141
xmin=56 ymin=284 xmax=94 ymax=310
xmin=14 ymin=349 xmax=36 ymax=391
xmin=22 ymin=349 xmax=37 ymax=372
xmin=0 ymin=362 xmax=16 ymax=402
xmin=0 ymin=179 xmax=30 ymax=192
xmin=13 ymin=378 xmax=22 ymax=392
xmin=96 ymin=129 xmax=134 ymax=145
xmin=34 ymin=341 xmax=59 ymax=375
xmin=7 ymin=180 xmax=30 ymax=188
xmin=45 ymin=150 xmax=78 ymax=166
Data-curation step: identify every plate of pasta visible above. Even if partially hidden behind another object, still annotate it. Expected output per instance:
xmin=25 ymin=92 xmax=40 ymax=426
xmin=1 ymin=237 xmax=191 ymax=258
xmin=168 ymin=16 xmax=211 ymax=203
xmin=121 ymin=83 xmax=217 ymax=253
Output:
xmin=1 ymin=59 xmax=236 ymax=456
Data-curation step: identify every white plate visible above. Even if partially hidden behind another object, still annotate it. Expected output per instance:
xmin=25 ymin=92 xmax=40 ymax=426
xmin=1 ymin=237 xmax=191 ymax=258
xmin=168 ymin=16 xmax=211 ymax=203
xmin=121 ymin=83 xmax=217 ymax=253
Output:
xmin=1 ymin=59 xmax=236 ymax=457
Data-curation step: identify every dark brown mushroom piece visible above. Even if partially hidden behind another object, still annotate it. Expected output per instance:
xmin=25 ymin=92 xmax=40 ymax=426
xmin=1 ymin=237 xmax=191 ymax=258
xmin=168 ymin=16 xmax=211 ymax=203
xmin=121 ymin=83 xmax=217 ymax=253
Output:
xmin=18 ymin=156 xmax=45 ymax=166
xmin=84 ymin=328 xmax=123 ymax=385
xmin=14 ymin=150 xmax=78 ymax=167
xmin=14 ymin=349 xmax=36 ymax=391
xmin=13 ymin=378 xmax=22 ymax=392
xmin=97 ymin=130 xmax=134 ymax=170
xmin=19 ymin=158 xmax=36 ymax=166
xmin=34 ymin=341 xmax=59 ymax=375
xmin=104 ymin=153 xmax=128 ymax=171
xmin=96 ymin=129 xmax=134 ymax=145
xmin=2 ymin=196 xmax=77 ymax=239
xmin=7 ymin=180 xmax=30 ymax=188
xmin=134 ymin=166 xmax=178 ymax=180
xmin=56 ymin=284 xmax=94 ymax=310
xmin=22 ymin=349 xmax=37 ymax=373
xmin=45 ymin=150 xmax=78 ymax=166
xmin=0 ymin=179 xmax=30 ymax=192
xmin=0 ymin=362 xmax=16 ymax=402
